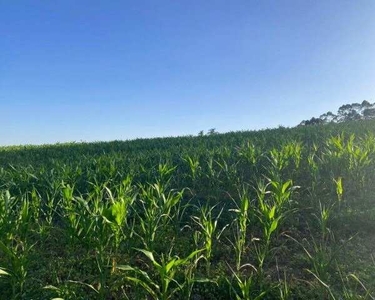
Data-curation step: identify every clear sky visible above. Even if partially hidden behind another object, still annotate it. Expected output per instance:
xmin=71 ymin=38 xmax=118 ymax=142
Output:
xmin=1 ymin=0 xmax=375 ymax=145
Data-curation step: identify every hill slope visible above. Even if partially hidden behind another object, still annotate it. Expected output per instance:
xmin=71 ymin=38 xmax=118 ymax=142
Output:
xmin=0 ymin=120 xmax=375 ymax=299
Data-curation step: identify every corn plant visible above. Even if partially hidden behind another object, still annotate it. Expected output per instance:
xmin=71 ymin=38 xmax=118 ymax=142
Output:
xmin=102 ymin=179 xmax=134 ymax=249
xmin=269 ymin=141 xmax=302 ymax=175
xmin=117 ymin=248 xmax=203 ymax=300
xmin=0 ymin=239 xmax=32 ymax=299
xmin=136 ymin=182 xmax=184 ymax=250
xmin=29 ymin=188 xmax=40 ymax=223
xmin=307 ymin=143 xmax=319 ymax=192
xmin=180 ymin=251 xmax=211 ymax=300
xmin=331 ymin=177 xmax=343 ymax=219
xmin=269 ymin=178 xmax=296 ymax=210
xmin=237 ymin=141 xmax=259 ymax=166
xmin=102 ymin=182 xmax=135 ymax=274
xmin=192 ymin=204 xmax=228 ymax=275
xmin=61 ymin=184 xmax=81 ymax=243
xmin=41 ymin=191 xmax=59 ymax=228
xmin=229 ymin=188 xmax=251 ymax=271
xmin=333 ymin=176 xmax=343 ymax=200
xmin=226 ymin=263 xmax=266 ymax=300
xmin=0 ymin=190 xmax=18 ymax=240
xmin=205 ymin=156 xmax=221 ymax=188
xmin=254 ymin=178 xmax=295 ymax=272
xmin=315 ymin=201 xmax=334 ymax=241
xmin=183 ymin=154 xmax=201 ymax=183
xmin=157 ymin=162 xmax=176 ymax=187
xmin=216 ymin=158 xmax=240 ymax=188
xmin=16 ymin=196 xmax=31 ymax=242
xmin=89 ymin=185 xmax=132 ymax=300
xmin=323 ymin=133 xmax=348 ymax=176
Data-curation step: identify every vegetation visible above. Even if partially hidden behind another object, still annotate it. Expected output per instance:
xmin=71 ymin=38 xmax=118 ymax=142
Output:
xmin=300 ymin=100 xmax=375 ymax=125
xmin=0 ymin=119 xmax=375 ymax=299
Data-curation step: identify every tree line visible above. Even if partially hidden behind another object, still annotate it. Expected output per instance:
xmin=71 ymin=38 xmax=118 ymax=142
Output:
xmin=300 ymin=100 xmax=375 ymax=126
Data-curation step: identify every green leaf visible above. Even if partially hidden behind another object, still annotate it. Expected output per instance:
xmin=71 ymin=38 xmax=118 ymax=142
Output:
xmin=125 ymin=276 xmax=159 ymax=300
xmin=117 ymin=265 xmax=136 ymax=272
xmin=137 ymin=248 xmax=156 ymax=263
xmin=282 ymin=180 xmax=292 ymax=193
xmin=0 ymin=267 xmax=9 ymax=276
xmin=269 ymin=206 xmax=276 ymax=220
xmin=165 ymin=258 xmax=177 ymax=273
xmin=112 ymin=201 xmax=126 ymax=225
xmin=269 ymin=219 xmax=279 ymax=235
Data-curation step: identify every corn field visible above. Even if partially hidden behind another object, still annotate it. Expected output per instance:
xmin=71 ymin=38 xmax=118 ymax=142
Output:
xmin=0 ymin=120 xmax=375 ymax=299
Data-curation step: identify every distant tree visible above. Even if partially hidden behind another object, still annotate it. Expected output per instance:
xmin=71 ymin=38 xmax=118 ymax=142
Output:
xmin=207 ymin=128 xmax=218 ymax=135
xmin=337 ymin=103 xmax=361 ymax=122
xmin=361 ymin=100 xmax=372 ymax=108
xmin=198 ymin=130 xmax=204 ymax=137
xmin=363 ymin=108 xmax=375 ymax=120
xmin=300 ymin=117 xmax=325 ymax=126
xmin=319 ymin=111 xmax=336 ymax=123
xmin=299 ymin=100 xmax=375 ymax=126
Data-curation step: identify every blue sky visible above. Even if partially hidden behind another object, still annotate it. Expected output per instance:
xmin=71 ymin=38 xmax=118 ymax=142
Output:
xmin=1 ymin=0 xmax=375 ymax=145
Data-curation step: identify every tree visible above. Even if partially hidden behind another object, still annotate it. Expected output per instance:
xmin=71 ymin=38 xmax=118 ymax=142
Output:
xmin=300 ymin=117 xmax=325 ymax=126
xmin=207 ymin=128 xmax=218 ymax=135
xmin=299 ymin=100 xmax=375 ymax=126
xmin=363 ymin=108 xmax=375 ymax=120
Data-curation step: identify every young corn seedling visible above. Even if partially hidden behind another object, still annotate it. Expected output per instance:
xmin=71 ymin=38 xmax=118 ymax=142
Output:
xmin=205 ymin=156 xmax=221 ymax=189
xmin=157 ymin=162 xmax=176 ymax=187
xmin=180 ymin=251 xmax=212 ymax=300
xmin=255 ymin=182 xmax=280 ymax=272
xmin=192 ymin=204 xmax=228 ymax=276
xmin=41 ymin=191 xmax=59 ymax=228
xmin=0 ymin=238 xmax=33 ymax=299
xmin=0 ymin=190 xmax=18 ymax=241
xmin=314 ymin=201 xmax=333 ymax=241
xmin=68 ymin=192 xmax=111 ymax=300
xmin=183 ymin=154 xmax=201 ymax=183
xmin=215 ymin=158 xmax=240 ymax=188
xmin=17 ymin=196 xmax=32 ymax=242
xmin=117 ymin=248 xmax=203 ymax=300
xmin=254 ymin=179 xmax=296 ymax=273
xmin=307 ymin=144 xmax=319 ymax=194
xmin=0 ymin=193 xmax=33 ymax=295
xmin=226 ymin=263 xmax=266 ymax=300
xmin=237 ymin=141 xmax=259 ymax=166
xmin=269 ymin=178 xmax=295 ymax=210
xmin=61 ymin=183 xmax=113 ymax=299
xmin=89 ymin=185 xmax=130 ymax=300
xmin=136 ymin=182 xmax=184 ymax=250
xmin=229 ymin=188 xmax=251 ymax=271
xmin=28 ymin=188 xmax=40 ymax=224
xmin=323 ymin=133 xmax=348 ymax=176
xmin=102 ymin=183 xmax=135 ymax=273
xmin=61 ymin=183 xmax=81 ymax=244
xmin=333 ymin=177 xmax=343 ymax=206
xmin=268 ymin=144 xmax=291 ymax=174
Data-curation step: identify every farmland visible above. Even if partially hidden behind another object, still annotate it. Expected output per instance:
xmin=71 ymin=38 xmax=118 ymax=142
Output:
xmin=0 ymin=120 xmax=375 ymax=299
